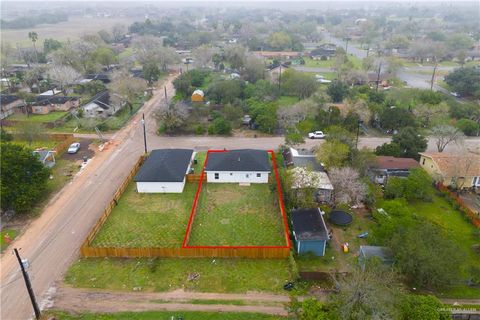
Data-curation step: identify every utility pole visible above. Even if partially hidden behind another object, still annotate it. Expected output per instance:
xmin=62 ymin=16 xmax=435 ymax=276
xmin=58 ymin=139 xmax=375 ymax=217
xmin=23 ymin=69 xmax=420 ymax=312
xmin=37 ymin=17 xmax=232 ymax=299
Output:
xmin=14 ymin=248 xmax=41 ymax=320
xmin=278 ymin=64 xmax=282 ymax=90
xmin=164 ymin=86 xmax=168 ymax=101
xmin=355 ymin=120 xmax=362 ymax=150
xmin=141 ymin=113 xmax=147 ymax=154
xmin=430 ymin=63 xmax=438 ymax=91
xmin=375 ymin=61 xmax=382 ymax=92
xmin=344 ymin=37 xmax=352 ymax=55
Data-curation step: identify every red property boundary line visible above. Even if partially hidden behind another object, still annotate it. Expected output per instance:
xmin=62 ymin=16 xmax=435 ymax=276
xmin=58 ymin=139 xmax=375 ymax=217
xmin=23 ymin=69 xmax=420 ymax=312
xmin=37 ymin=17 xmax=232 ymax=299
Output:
xmin=182 ymin=149 xmax=292 ymax=249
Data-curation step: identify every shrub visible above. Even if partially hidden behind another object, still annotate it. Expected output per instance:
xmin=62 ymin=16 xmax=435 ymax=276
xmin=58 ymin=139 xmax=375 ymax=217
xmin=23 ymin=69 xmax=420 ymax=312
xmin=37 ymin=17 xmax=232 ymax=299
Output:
xmin=208 ymin=118 xmax=232 ymax=135
xmin=195 ymin=125 xmax=206 ymax=135
xmin=456 ymin=118 xmax=479 ymax=136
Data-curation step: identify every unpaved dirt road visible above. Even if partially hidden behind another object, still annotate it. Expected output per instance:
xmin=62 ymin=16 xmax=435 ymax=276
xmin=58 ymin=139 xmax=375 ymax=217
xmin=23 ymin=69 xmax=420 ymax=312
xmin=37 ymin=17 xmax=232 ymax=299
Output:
xmin=2 ymin=73 xmax=480 ymax=320
xmin=0 ymin=75 xmax=176 ymax=320
xmin=52 ymin=286 xmax=290 ymax=316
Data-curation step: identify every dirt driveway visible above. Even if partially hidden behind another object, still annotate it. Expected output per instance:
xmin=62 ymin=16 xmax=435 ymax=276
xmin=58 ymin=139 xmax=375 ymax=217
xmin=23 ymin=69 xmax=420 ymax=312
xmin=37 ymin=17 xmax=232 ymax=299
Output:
xmin=61 ymin=138 xmax=95 ymax=162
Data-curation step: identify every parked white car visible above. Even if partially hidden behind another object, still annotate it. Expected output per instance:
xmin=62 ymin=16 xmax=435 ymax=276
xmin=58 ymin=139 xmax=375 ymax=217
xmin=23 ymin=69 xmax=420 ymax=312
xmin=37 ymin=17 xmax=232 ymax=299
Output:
xmin=308 ymin=131 xmax=326 ymax=139
xmin=68 ymin=142 xmax=81 ymax=154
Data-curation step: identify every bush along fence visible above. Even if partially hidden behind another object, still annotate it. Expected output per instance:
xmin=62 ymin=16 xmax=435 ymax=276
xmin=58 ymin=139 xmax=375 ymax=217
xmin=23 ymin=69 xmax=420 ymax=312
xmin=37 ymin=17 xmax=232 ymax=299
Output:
xmin=436 ymin=183 xmax=480 ymax=228
xmin=80 ymin=154 xmax=291 ymax=259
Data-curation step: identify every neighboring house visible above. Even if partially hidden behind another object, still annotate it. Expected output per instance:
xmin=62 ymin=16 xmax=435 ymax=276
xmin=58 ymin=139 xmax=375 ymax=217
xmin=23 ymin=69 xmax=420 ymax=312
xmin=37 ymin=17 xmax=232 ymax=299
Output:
xmin=82 ymin=91 xmax=115 ymax=118
xmin=283 ymin=147 xmax=333 ymax=203
xmin=39 ymin=89 xmax=62 ymax=96
xmin=359 ymin=245 xmax=394 ymax=269
xmin=291 ymin=208 xmax=329 ymax=256
xmin=369 ymin=156 xmax=420 ymax=185
xmin=253 ymin=51 xmax=302 ymax=59
xmin=205 ymin=149 xmax=270 ymax=183
xmin=191 ymin=89 xmax=204 ymax=103
xmin=134 ymin=149 xmax=194 ymax=193
xmin=419 ymin=152 xmax=480 ymax=190
xmin=0 ymin=95 xmax=23 ymax=119
xmin=84 ymin=74 xmax=110 ymax=84
xmin=33 ymin=149 xmax=56 ymax=168
xmin=31 ymin=96 xmax=80 ymax=115
xmin=290 ymin=167 xmax=334 ymax=203
xmin=310 ymin=43 xmax=337 ymax=60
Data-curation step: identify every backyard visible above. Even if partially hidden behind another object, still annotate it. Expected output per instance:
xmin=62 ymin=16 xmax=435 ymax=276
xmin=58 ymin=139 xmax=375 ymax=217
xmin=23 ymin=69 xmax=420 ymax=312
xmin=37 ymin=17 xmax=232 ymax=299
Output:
xmin=187 ymin=183 xmax=287 ymax=246
xmin=65 ymin=257 xmax=292 ymax=294
xmin=8 ymin=111 xmax=68 ymax=123
xmin=91 ymin=182 xmax=197 ymax=248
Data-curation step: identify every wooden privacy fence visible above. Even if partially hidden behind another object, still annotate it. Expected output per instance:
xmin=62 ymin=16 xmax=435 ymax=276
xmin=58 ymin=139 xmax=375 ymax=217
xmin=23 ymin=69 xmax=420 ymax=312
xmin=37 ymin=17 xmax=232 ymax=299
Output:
xmin=80 ymin=246 xmax=289 ymax=259
xmin=80 ymin=155 xmax=290 ymax=259
xmin=186 ymin=174 xmax=202 ymax=182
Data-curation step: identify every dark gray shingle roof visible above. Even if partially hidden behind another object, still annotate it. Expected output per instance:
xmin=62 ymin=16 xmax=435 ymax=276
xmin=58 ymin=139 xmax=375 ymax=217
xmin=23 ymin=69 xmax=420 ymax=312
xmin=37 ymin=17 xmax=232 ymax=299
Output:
xmin=205 ymin=149 xmax=270 ymax=172
xmin=134 ymin=149 xmax=193 ymax=182
xmin=291 ymin=208 xmax=329 ymax=241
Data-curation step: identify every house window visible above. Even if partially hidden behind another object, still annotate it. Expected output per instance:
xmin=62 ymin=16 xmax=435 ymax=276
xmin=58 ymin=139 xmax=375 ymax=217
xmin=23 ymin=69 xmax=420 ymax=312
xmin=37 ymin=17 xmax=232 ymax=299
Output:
xmin=246 ymin=174 xmax=250 ymax=178
xmin=230 ymin=172 xmax=233 ymax=176
xmin=422 ymin=158 xmax=425 ymax=165
xmin=214 ymin=173 xmax=219 ymax=180
xmin=257 ymin=173 xmax=261 ymax=178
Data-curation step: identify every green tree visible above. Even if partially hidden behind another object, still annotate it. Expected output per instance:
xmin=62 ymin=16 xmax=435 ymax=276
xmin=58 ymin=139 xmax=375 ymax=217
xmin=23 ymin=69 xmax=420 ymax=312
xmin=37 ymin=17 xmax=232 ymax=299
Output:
xmin=208 ymin=117 xmax=232 ymax=135
xmin=327 ymin=80 xmax=349 ymax=103
xmin=389 ymin=222 xmax=464 ymax=289
xmin=267 ymin=31 xmax=292 ymax=50
xmin=391 ymin=127 xmax=427 ymax=159
xmin=28 ymin=31 xmax=39 ymax=62
xmin=94 ymin=47 xmax=117 ymax=69
xmin=142 ymin=62 xmax=161 ymax=85
xmin=1 ymin=143 xmax=51 ymax=213
xmin=282 ymin=69 xmax=317 ymax=99
xmin=206 ymin=79 xmax=244 ymax=104
xmin=375 ymin=142 xmax=402 ymax=157
xmin=384 ymin=168 xmax=433 ymax=201
xmin=380 ymin=107 xmax=417 ymax=130
xmin=401 ymin=295 xmax=449 ymax=320
xmin=445 ymin=67 xmax=480 ymax=98
xmin=316 ymin=140 xmax=350 ymax=169
xmin=456 ymin=118 xmax=479 ymax=136
xmin=298 ymin=298 xmax=329 ymax=320
xmin=109 ymin=71 xmax=147 ymax=114
xmin=43 ymin=38 xmax=62 ymax=55
xmin=285 ymin=127 xmax=305 ymax=146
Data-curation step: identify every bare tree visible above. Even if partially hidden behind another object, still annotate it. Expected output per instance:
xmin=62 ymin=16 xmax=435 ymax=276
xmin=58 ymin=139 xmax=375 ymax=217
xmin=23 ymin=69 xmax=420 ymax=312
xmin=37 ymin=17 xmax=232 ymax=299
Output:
xmin=192 ymin=45 xmax=216 ymax=68
xmin=329 ymin=167 xmax=367 ymax=205
xmin=109 ymin=70 xmax=147 ymax=114
xmin=413 ymin=102 xmax=449 ymax=127
xmin=47 ymin=65 xmax=81 ymax=95
xmin=430 ymin=124 xmax=465 ymax=153
xmin=277 ymin=100 xmax=317 ymax=129
xmin=154 ymin=101 xmax=189 ymax=134
xmin=133 ymin=36 xmax=178 ymax=70
xmin=111 ymin=24 xmax=126 ymax=42
xmin=23 ymin=65 xmax=47 ymax=93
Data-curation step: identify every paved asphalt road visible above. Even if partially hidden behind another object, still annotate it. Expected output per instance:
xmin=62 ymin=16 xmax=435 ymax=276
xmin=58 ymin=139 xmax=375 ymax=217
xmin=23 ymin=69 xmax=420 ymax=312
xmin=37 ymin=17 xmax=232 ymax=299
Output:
xmin=1 ymin=76 xmax=480 ymax=319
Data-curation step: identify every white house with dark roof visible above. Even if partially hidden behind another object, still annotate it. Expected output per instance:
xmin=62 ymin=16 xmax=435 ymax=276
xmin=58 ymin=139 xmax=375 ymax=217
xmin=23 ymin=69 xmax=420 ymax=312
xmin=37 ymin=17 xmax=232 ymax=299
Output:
xmin=205 ymin=149 xmax=270 ymax=184
xmin=134 ymin=149 xmax=194 ymax=193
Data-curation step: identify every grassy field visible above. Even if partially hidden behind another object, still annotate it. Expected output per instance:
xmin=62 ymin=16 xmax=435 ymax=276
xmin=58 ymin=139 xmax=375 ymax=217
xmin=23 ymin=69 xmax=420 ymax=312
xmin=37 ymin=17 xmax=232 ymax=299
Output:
xmin=303 ymin=57 xmax=335 ymax=68
xmin=65 ymin=257 xmax=292 ymax=293
xmin=407 ymin=193 xmax=480 ymax=298
xmin=48 ymin=310 xmax=285 ymax=320
xmin=8 ymin=111 xmax=68 ymax=123
xmin=188 ymin=183 xmax=286 ymax=246
xmin=11 ymin=139 xmax=57 ymax=150
xmin=1 ymin=16 xmax=138 ymax=45
xmin=276 ymin=96 xmax=299 ymax=107
xmin=91 ymin=182 xmax=196 ymax=248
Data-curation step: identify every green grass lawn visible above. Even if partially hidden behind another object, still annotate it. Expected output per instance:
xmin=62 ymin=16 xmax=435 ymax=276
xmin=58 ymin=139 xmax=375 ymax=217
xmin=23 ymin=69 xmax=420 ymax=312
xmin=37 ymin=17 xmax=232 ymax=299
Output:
xmin=187 ymin=184 xmax=286 ymax=246
xmin=407 ymin=193 xmax=480 ymax=298
xmin=65 ymin=257 xmax=292 ymax=294
xmin=276 ymin=96 xmax=299 ymax=107
xmin=193 ymin=151 xmax=207 ymax=174
xmin=8 ymin=111 xmax=68 ymax=123
xmin=0 ymin=229 xmax=18 ymax=252
xmin=11 ymin=139 xmax=58 ymax=150
xmin=303 ymin=57 xmax=335 ymax=68
xmin=48 ymin=310 xmax=285 ymax=319
xmin=91 ymin=182 xmax=197 ymax=248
